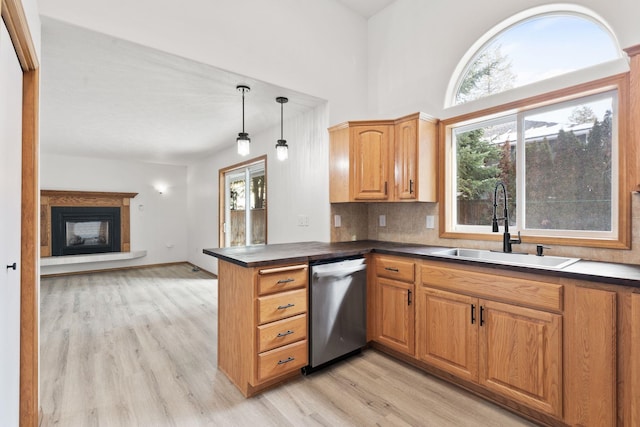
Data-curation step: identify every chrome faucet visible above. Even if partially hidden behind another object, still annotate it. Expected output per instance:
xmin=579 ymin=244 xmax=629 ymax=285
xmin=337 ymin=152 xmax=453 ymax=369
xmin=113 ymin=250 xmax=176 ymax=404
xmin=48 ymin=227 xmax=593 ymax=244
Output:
xmin=492 ymin=181 xmax=521 ymax=253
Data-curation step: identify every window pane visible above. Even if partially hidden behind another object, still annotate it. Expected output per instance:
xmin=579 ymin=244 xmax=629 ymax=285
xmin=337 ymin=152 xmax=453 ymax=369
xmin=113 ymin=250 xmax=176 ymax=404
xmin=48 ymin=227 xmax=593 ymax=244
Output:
xmin=250 ymin=169 xmax=266 ymax=245
xmin=524 ymin=95 xmax=614 ymax=231
xmin=454 ymin=118 xmax=517 ymax=227
xmin=455 ymin=14 xmax=619 ymax=105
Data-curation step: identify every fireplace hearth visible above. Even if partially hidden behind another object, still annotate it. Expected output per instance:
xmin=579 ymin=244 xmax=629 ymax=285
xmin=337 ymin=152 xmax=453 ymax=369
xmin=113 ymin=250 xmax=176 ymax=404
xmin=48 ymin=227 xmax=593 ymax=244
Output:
xmin=51 ymin=207 xmax=121 ymax=256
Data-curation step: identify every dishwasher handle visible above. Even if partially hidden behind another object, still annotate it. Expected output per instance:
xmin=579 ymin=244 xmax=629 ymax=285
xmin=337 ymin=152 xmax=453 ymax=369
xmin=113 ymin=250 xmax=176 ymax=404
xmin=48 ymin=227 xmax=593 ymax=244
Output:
xmin=312 ymin=263 xmax=366 ymax=279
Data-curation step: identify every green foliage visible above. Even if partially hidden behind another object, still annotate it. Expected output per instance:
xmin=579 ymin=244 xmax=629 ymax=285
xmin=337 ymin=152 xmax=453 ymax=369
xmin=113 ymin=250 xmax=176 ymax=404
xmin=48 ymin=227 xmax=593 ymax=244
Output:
xmin=456 ymin=44 xmax=516 ymax=104
xmin=568 ymin=105 xmax=596 ymax=125
xmin=456 ymin=129 xmax=501 ymax=200
xmin=525 ymin=110 xmax=613 ymax=230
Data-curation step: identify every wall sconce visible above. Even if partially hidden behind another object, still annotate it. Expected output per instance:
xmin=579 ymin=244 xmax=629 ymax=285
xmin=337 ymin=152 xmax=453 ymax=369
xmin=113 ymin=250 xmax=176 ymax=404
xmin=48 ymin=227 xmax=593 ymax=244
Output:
xmin=275 ymin=96 xmax=289 ymax=161
xmin=155 ymin=184 xmax=168 ymax=194
xmin=236 ymin=84 xmax=251 ymax=156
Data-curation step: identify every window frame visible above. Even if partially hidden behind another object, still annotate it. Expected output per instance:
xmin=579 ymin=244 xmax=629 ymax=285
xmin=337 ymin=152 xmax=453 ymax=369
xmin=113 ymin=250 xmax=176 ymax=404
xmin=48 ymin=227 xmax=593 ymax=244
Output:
xmin=439 ymin=73 xmax=631 ymax=249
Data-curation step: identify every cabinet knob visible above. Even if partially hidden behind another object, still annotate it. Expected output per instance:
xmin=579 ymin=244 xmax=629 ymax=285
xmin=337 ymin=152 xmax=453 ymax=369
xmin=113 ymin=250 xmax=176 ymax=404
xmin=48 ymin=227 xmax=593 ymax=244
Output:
xmin=6 ymin=262 xmax=16 ymax=271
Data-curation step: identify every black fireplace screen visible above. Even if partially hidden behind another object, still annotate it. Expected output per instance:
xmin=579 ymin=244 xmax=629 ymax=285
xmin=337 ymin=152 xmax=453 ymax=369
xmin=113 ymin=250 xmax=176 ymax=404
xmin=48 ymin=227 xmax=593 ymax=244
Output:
xmin=51 ymin=207 xmax=121 ymax=256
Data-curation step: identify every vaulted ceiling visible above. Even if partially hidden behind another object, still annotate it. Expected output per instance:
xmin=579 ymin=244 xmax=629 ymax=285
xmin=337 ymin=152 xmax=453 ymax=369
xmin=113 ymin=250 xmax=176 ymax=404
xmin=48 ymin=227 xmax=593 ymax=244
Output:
xmin=39 ymin=1 xmax=396 ymax=165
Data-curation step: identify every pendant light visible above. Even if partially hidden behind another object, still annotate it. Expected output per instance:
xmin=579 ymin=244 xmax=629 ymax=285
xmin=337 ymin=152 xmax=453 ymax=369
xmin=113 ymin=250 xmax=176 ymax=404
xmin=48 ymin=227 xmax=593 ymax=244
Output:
xmin=236 ymin=85 xmax=251 ymax=156
xmin=275 ymin=96 xmax=289 ymax=161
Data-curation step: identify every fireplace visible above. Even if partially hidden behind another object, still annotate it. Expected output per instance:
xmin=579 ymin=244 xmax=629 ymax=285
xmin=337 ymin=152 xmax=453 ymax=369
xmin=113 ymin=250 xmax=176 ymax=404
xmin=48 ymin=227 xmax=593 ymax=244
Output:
xmin=51 ymin=207 xmax=121 ymax=256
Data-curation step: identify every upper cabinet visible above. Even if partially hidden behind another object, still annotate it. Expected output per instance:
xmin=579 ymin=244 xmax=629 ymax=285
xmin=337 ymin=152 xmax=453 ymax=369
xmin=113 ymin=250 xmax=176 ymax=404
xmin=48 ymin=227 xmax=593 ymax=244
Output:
xmin=352 ymin=124 xmax=393 ymax=200
xmin=395 ymin=114 xmax=437 ymax=202
xmin=329 ymin=113 xmax=437 ymax=203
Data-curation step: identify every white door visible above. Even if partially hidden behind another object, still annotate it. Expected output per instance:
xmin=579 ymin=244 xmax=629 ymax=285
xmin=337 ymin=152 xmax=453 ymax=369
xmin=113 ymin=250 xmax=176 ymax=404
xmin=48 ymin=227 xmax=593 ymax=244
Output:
xmin=0 ymin=20 xmax=24 ymax=427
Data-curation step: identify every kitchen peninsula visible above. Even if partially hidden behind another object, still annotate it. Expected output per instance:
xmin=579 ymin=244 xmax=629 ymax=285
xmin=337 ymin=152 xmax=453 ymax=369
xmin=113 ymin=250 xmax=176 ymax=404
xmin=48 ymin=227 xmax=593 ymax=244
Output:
xmin=204 ymin=240 xmax=640 ymax=427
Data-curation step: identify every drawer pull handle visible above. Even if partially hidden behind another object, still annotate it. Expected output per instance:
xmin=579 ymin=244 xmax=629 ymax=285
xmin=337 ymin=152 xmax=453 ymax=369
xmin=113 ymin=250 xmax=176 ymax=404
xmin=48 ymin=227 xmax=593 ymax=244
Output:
xmin=384 ymin=267 xmax=399 ymax=272
xmin=277 ymin=357 xmax=295 ymax=365
xmin=277 ymin=303 xmax=295 ymax=310
xmin=277 ymin=330 xmax=294 ymax=338
xmin=409 ymin=179 xmax=414 ymax=194
xmin=277 ymin=278 xmax=295 ymax=284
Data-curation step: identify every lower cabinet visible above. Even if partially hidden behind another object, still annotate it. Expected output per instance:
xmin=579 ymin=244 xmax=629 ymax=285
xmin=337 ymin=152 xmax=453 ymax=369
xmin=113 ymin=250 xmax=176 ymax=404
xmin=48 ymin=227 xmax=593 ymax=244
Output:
xmin=373 ymin=255 xmax=416 ymax=356
xmin=478 ymin=299 xmax=562 ymax=417
xmin=376 ymin=277 xmax=415 ymax=355
xmin=416 ymin=287 xmax=478 ymax=382
xmin=218 ymin=260 xmax=309 ymax=397
xmin=417 ymin=265 xmax=563 ymax=418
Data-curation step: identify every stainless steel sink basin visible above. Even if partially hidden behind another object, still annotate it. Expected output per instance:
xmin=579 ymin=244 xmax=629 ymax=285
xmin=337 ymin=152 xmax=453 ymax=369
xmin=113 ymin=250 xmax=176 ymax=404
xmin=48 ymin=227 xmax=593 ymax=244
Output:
xmin=431 ymin=248 xmax=580 ymax=269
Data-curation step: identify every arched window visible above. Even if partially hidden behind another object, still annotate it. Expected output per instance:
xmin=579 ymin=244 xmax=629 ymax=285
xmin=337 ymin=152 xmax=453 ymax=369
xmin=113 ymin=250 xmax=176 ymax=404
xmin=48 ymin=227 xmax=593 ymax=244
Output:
xmin=440 ymin=6 xmax=631 ymax=249
xmin=449 ymin=7 xmax=622 ymax=106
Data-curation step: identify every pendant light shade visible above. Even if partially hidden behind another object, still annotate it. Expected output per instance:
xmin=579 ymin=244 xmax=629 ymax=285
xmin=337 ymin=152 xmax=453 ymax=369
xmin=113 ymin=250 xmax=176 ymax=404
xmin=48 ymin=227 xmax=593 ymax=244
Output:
xmin=275 ymin=96 xmax=289 ymax=161
xmin=236 ymin=85 xmax=251 ymax=156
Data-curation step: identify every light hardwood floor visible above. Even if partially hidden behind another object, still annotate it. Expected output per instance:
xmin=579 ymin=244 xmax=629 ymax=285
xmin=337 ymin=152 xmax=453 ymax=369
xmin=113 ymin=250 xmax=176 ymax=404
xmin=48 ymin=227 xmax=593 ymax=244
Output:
xmin=40 ymin=264 xmax=536 ymax=426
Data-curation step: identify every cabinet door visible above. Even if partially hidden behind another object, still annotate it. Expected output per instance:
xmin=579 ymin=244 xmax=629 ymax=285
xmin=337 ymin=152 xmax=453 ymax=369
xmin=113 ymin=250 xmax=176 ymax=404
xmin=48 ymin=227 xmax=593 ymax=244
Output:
xmin=395 ymin=119 xmax=418 ymax=200
xmin=351 ymin=126 xmax=391 ymax=200
xmin=376 ymin=277 xmax=415 ymax=355
xmin=479 ymin=299 xmax=562 ymax=417
xmin=417 ymin=288 xmax=478 ymax=382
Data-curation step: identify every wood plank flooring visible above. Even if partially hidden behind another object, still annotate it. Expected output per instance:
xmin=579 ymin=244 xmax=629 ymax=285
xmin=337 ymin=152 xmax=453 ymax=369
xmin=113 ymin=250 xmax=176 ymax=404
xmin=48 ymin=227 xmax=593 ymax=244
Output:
xmin=40 ymin=264 xmax=536 ymax=426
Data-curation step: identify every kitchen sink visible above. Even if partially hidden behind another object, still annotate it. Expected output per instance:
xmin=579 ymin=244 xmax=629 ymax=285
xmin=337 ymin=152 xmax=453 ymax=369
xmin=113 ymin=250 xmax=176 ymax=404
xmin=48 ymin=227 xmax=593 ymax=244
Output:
xmin=431 ymin=248 xmax=580 ymax=269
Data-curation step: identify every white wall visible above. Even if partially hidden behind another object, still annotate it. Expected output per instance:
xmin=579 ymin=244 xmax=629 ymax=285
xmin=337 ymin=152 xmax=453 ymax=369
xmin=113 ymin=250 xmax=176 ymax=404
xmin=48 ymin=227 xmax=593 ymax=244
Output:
xmin=40 ymin=153 xmax=188 ymax=274
xmin=368 ymin=0 xmax=640 ymax=119
xmin=37 ymin=0 xmax=369 ymax=125
xmin=188 ymin=104 xmax=330 ymax=274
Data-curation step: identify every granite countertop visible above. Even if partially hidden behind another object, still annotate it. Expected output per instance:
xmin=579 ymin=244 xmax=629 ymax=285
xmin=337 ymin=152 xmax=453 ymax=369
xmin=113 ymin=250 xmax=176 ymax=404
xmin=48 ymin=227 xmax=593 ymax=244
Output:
xmin=203 ymin=240 xmax=640 ymax=288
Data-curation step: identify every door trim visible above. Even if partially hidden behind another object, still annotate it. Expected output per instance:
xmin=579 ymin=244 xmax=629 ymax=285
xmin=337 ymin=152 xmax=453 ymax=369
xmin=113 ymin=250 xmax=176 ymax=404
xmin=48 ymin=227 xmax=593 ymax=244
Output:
xmin=1 ymin=0 xmax=39 ymax=425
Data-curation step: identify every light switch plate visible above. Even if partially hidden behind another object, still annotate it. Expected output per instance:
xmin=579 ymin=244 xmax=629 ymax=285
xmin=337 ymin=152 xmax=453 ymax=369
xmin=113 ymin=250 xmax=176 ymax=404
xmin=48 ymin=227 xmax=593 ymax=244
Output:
xmin=334 ymin=215 xmax=341 ymax=227
xmin=379 ymin=215 xmax=386 ymax=227
xmin=297 ymin=215 xmax=309 ymax=227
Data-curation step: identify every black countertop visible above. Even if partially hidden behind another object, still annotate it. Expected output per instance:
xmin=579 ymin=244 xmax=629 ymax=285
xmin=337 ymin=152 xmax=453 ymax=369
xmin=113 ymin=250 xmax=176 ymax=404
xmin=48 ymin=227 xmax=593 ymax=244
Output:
xmin=203 ymin=240 xmax=640 ymax=288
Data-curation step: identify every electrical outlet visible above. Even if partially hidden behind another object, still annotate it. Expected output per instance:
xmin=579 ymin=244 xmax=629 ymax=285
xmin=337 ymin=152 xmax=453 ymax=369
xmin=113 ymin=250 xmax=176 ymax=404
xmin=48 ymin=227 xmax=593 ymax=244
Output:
xmin=426 ymin=215 xmax=435 ymax=229
xmin=379 ymin=215 xmax=386 ymax=227
xmin=297 ymin=215 xmax=309 ymax=227
xmin=334 ymin=215 xmax=342 ymax=227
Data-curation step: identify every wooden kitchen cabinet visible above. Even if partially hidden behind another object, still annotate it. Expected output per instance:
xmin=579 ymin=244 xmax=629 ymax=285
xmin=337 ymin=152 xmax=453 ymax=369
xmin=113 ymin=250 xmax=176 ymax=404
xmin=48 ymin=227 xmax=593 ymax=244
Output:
xmin=416 ymin=287 xmax=478 ymax=382
xmin=351 ymin=125 xmax=393 ymax=200
xmin=417 ymin=262 xmax=563 ymax=418
xmin=218 ymin=260 xmax=308 ymax=397
xmin=329 ymin=120 xmax=393 ymax=202
xmin=394 ymin=113 xmax=437 ymax=202
xmin=328 ymin=113 xmax=437 ymax=202
xmin=374 ymin=256 xmax=415 ymax=355
xmin=479 ymin=299 xmax=562 ymax=417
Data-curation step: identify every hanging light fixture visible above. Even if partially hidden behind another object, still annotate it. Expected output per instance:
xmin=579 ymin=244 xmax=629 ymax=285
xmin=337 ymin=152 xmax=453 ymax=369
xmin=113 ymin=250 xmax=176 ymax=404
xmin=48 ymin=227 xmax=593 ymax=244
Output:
xmin=275 ymin=96 xmax=289 ymax=161
xmin=236 ymin=84 xmax=251 ymax=156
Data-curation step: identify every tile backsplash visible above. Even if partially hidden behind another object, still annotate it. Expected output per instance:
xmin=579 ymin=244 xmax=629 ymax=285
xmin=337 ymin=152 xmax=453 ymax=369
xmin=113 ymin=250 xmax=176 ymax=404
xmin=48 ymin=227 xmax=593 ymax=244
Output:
xmin=331 ymin=195 xmax=640 ymax=265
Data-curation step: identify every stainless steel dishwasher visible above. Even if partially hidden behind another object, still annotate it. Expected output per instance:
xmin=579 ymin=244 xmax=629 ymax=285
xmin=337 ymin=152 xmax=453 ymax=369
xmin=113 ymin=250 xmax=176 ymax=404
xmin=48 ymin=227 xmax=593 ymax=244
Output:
xmin=303 ymin=257 xmax=367 ymax=374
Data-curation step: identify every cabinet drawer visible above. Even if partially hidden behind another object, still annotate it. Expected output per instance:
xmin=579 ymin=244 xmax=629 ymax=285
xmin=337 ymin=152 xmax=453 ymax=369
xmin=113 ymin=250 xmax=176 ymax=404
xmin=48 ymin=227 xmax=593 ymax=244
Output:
xmin=258 ymin=264 xmax=308 ymax=295
xmin=257 ymin=289 xmax=307 ymax=324
xmin=257 ymin=314 xmax=307 ymax=353
xmin=376 ymin=256 xmax=415 ymax=282
xmin=256 ymin=340 xmax=308 ymax=383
